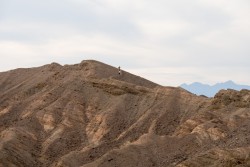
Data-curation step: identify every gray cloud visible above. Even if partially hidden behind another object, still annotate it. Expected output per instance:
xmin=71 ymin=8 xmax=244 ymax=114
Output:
xmin=0 ymin=0 xmax=141 ymax=42
xmin=0 ymin=0 xmax=250 ymax=85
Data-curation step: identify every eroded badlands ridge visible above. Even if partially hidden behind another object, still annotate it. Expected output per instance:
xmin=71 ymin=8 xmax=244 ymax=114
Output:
xmin=0 ymin=60 xmax=250 ymax=167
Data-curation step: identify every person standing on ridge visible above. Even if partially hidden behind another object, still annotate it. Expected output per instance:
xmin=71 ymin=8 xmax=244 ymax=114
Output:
xmin=118 ymin=66 xmax=121 ymax=75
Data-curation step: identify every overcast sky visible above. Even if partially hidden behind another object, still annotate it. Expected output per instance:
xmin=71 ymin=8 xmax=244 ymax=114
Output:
xmin=0 ymin=0 xmax=250 ymax=86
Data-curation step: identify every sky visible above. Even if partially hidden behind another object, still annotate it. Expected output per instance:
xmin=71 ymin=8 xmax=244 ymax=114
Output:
xmin=0 ymin=0 xmax=250 ymax=86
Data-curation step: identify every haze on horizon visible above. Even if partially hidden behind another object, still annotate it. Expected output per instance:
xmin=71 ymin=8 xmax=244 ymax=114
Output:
xmin=0 ymin=0 xmax=250 ymax=86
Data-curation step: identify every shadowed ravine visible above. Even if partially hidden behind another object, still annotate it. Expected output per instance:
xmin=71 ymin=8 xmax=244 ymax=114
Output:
xmin=0 ymin=60 xmax=250 ymax=167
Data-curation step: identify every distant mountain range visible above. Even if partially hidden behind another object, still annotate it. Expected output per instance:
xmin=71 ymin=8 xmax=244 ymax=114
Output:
xmin=180 ymin=80 xmax=250 ymax=97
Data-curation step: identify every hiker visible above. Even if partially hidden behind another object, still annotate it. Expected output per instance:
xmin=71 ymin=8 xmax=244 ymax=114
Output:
xmin=118 ymin=66 xmax=121 ymax=75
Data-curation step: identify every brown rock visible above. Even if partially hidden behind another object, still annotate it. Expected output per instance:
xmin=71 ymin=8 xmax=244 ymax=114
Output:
xmin=0 ymin=60 xmax=250 ymax=167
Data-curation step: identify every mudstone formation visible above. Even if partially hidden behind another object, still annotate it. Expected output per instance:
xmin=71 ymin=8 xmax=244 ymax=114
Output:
xmin=0 ymin=60 xmax=250 ymax=167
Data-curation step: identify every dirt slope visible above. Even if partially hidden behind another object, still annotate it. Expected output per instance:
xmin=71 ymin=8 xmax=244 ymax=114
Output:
xmin=0 ymin=60 xmax=250 ymax=167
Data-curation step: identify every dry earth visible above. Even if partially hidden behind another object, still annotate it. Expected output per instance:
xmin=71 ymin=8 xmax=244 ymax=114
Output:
xmin=0 ymin=60 xmax=250 ymax=167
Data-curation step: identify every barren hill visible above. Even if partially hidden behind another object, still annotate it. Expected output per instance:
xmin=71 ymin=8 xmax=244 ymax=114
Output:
xmin=0 ymin=60 xmax=250 ymax=167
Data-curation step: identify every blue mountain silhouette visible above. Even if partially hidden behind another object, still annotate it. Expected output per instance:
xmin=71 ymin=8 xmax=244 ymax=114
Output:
xmin=180 ymin=80 xmax=250 ymax=97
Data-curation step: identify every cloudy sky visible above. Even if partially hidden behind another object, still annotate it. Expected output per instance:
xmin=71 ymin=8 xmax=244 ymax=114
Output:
xmin=0 ymin=0 xmax=250 ymax=86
